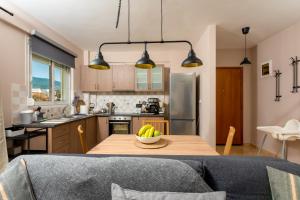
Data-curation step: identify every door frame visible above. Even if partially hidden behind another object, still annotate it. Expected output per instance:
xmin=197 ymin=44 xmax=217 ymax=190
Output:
xmin=216 ymin=67 xmax=243 ymax=145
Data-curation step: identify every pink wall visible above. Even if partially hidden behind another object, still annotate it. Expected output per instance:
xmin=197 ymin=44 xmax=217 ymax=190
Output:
xmin=257 ymin=21 xmax=300 ymax=163
xmin=216 ymin=48 xmax=257 ymax=144
xmin=0 ymin=2 xmax=83 ymax=127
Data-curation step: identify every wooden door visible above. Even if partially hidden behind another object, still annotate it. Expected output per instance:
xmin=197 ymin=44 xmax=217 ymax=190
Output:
xmin=97 ymin=117 xmax=109 ymax=142
xmin=81 ymin=65 xmax=98 ymax=92
xmin=86 ymin=117 xmax=97 ymax=150
xmin=97 ymin=69 xmax=113 ymax=92
xmin=216 ymin=67 xmax=243 ymax=145
xmin=112 ymin=65 xmax=135 ymax=91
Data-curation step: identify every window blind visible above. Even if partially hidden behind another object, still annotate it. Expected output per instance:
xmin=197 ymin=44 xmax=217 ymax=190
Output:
xmin=31 ymin=35 xmax=76 ymax=68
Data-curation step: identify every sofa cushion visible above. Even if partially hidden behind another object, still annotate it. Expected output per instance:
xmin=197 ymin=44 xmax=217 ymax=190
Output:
xmin=267 ymin=166 xmax=300 ymax=200
xmin=201 ymin=156 xmax=300 ymax=200
xmin=111 ymin=183 xmax=226 ymax=200
xmin=0 ymin=159 xmax=36 ymax=200
xmin=12 ymin=155 xmax=209 ymax=200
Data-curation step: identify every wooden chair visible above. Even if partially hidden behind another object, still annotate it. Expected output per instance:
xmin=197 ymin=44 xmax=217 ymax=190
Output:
xmin=223 ymin=126 xmax=236 ymax=155
xmin=77 ymin=125 xmax=88 ymax=153
xmin=142 ymin=120 xmax=170 ymax=135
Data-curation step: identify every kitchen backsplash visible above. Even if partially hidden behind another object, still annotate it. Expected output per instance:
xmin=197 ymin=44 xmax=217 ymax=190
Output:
xmin=83 ymin=93 xmax=167 ymax=113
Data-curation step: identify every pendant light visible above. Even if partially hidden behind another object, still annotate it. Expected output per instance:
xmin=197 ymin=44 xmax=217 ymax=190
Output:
xmin=240 ymin=26 xmax=251 ymax=65
xmin=88 ymin=50 xmax=110 ymax=70
xmin=135 ymin=43 xmax=156 ymax=69
xmin=182 ymin=49 xmax=203 ymax=67
xmin=89 ymin=0 xmax=203 ymax=70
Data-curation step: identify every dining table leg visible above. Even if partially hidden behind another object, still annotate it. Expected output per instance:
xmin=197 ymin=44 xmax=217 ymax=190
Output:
xmin=257 ymin=133 xmax=268 ymax=155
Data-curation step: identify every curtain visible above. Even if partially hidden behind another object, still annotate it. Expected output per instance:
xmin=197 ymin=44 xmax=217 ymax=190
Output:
xmin=0 ymin=99 xmax=8 ymax=172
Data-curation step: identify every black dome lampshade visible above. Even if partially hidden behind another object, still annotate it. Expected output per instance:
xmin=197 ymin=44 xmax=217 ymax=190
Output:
xmin=135 ymin=43 xmax=156 ymax=69
xmin=182 ymin=49 xmax=203 ymax=67
xmin=88 ymin=51 xmax=110 ymax=70
xmin=240 ymin=26 xmax=251 ymax=65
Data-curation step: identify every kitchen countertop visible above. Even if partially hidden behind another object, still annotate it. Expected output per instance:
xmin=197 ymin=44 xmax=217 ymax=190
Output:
xmin=13 ymin=113 xmax=166 ymax=129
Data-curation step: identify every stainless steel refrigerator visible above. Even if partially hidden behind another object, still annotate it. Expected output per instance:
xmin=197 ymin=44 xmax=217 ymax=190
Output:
xmin=169 ymin=73 xmax=197 ymax=135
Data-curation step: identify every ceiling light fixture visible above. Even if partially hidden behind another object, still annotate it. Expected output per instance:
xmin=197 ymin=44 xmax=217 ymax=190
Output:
xmin=135 ymin=43 xmax=156 ymax=69
xmin=89 ymin=0 xmax=203 ymax=70
xmin=240 ymin=26 xmax=251 ymax=65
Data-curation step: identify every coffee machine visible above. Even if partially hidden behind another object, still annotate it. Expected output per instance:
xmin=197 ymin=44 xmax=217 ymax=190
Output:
xmin=146 ymin=98 xmax=160 ymax=114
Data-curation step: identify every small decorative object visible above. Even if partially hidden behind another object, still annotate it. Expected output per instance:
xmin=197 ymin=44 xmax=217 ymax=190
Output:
xmin=274 ymin=70 xmax=282 ymax=102
xmin=290 ymin=56 xmax=300 ymax=93
xmin=261 ymin=60 xmax=272 ymax=77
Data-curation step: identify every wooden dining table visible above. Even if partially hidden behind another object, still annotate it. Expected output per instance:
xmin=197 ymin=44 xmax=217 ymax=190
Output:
xmin=87 ymin=134 xmax=219 ymax=156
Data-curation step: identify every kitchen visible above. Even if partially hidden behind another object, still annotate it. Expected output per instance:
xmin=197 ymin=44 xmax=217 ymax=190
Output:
xmin=0 ymin=0 xmax=215 ymax=159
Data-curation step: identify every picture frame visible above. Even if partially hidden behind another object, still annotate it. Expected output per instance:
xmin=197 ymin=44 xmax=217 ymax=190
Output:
xmin=261 ymin=60 xmax=273 ymax=77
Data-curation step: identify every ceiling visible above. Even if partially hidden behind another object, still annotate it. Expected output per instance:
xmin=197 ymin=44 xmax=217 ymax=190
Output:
xmin=7 ymin=0 xmax=300 ymax=51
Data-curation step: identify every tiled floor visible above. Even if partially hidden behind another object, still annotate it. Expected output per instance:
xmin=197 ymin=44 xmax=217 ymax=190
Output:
xmin=216 ymin=144 xmax=275 ymax=157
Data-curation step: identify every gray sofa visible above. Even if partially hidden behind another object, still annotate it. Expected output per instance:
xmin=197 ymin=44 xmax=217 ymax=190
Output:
xmin=7 ymin=155 xmax=300 ymax=200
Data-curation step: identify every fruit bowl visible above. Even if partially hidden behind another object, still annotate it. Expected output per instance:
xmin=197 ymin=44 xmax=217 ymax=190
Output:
xmin=136 ymin=135 xmax=161 ymax=144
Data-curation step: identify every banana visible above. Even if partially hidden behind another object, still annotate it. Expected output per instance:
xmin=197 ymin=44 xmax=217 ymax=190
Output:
xmin=148 ymin=127 xmax=155 ymax=137
xmin=144 ymin=129 xmax=151 ymax=137
xmin=138 ymin=124 xmax=153 ymax=136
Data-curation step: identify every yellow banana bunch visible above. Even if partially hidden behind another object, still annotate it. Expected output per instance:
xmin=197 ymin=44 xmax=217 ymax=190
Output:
xmin=148 ymin=127 xmax=155 ymax=137
xmin=138 ymin=124 xmax=153 ymax=136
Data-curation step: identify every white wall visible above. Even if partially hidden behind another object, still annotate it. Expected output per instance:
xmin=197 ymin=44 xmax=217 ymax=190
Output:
xmin=256 ymin=20 xmax=300 ymax=163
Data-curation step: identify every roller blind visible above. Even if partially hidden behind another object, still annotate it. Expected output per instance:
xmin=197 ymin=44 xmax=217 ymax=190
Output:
xmin=31 ymin=35 xmax=76 ymax=68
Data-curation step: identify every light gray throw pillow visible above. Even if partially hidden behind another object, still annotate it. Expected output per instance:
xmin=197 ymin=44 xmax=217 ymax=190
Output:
xmin=111 ymin=183 xmax=226 ymax=200
xmin=0 ymin=159 xmax=36 ymax=200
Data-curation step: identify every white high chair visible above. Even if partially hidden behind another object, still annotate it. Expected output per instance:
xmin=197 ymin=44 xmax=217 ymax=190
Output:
xmin=257 ymin=119 xmax=300 ymax=159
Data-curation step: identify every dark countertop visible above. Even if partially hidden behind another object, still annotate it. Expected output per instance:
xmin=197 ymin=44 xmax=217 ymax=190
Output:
xmin=13 ymin=113 xmax=166 ymax=129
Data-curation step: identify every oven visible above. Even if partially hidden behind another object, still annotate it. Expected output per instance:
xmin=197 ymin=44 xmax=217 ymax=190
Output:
xmin=108 ymin=116 xmax=131 ymax=135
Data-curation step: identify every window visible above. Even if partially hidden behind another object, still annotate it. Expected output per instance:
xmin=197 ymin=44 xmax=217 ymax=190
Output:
xmin=31 ymin=54 xmax=70 ymax=104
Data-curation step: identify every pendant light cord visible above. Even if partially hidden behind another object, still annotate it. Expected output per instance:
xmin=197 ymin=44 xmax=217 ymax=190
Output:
xmin=161 ymin=0 xmax=164 ymax=42
xmin=115 ymin=0 xmax=122 ymax=28
xmin=244 ymin=34 xmax=247 ymax=57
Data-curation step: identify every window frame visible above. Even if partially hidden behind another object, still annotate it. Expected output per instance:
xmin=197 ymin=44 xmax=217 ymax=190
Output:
xmin=30 ymin=53 xmax=71 ymax=106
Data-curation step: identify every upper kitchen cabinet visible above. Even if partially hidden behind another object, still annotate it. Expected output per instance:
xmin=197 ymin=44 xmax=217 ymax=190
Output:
xmin=135 ymin=65 xmax=165 ymax=92
xmin=112 ymin=65 xmax=135 ymax=91
xmin=81 ymin=65 xmax=98 ymax=92
xmin=80 ymin=66 xmax=112 ymax=92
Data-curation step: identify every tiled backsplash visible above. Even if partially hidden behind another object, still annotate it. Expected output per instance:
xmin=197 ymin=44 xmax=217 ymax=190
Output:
xmin=10 ymin=83 xmax=69 ymax=124
xmin=83 ymin=93 xmax=166 ymax=113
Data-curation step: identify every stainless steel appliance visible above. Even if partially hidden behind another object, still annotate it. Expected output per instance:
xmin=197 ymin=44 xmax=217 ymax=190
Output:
xmin=146 ymin=98 xmax=160 ymax=114
xmin=109 ymin=116 xmax=131 ymax=135
xmin=170 ymin=73 xmax=197 ymax=135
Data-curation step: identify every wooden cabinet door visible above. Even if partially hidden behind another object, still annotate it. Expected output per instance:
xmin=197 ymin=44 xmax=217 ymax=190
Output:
xmin=135 ymin=68 xmax=149 ymax=91
xmin=150 ymin=66 xmax=164 ymax=91
xmin=132 ymin=117 xmax=142 ymax=135
xmin=81 ymin=65 xmax=98 ymax=92
xmin=216 ymin=67 xmax=243 ymax=145
xmin=50 ymin=123 xmax=70 ymax=153
xmin=97 ymin=117 xmax=109 ymax=142
xmin=69 ymin=120 xmax=86 ymax=153
xmin=97 ymin=70 xmax=113 ymax=92
xmin=112 ymin=65 xmax=135 ymax=91
xmin=85 ymin=117 xmax=97 ymax=151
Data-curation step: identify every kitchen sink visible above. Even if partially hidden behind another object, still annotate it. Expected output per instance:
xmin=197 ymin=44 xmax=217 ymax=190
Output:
xmin=41 ymin=118 xmax=71 ymax=124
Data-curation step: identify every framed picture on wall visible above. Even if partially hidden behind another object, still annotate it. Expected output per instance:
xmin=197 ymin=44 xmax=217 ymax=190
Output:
xmin=261 ymin=60 xmax=273 ymax=77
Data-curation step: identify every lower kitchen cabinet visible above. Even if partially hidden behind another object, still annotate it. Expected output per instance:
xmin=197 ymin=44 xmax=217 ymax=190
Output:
xmin=97 ymin=117 xmax=109 ymax=142
xmin=132 ymin=117 xmax=164 ymax=134
xmin=69 ymin=119 xmax=86 ymax=153
xmin=48 ymin=117 xmax=97 ymax=154
xmin=86 ymin=117 xmax=97 ymax=150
